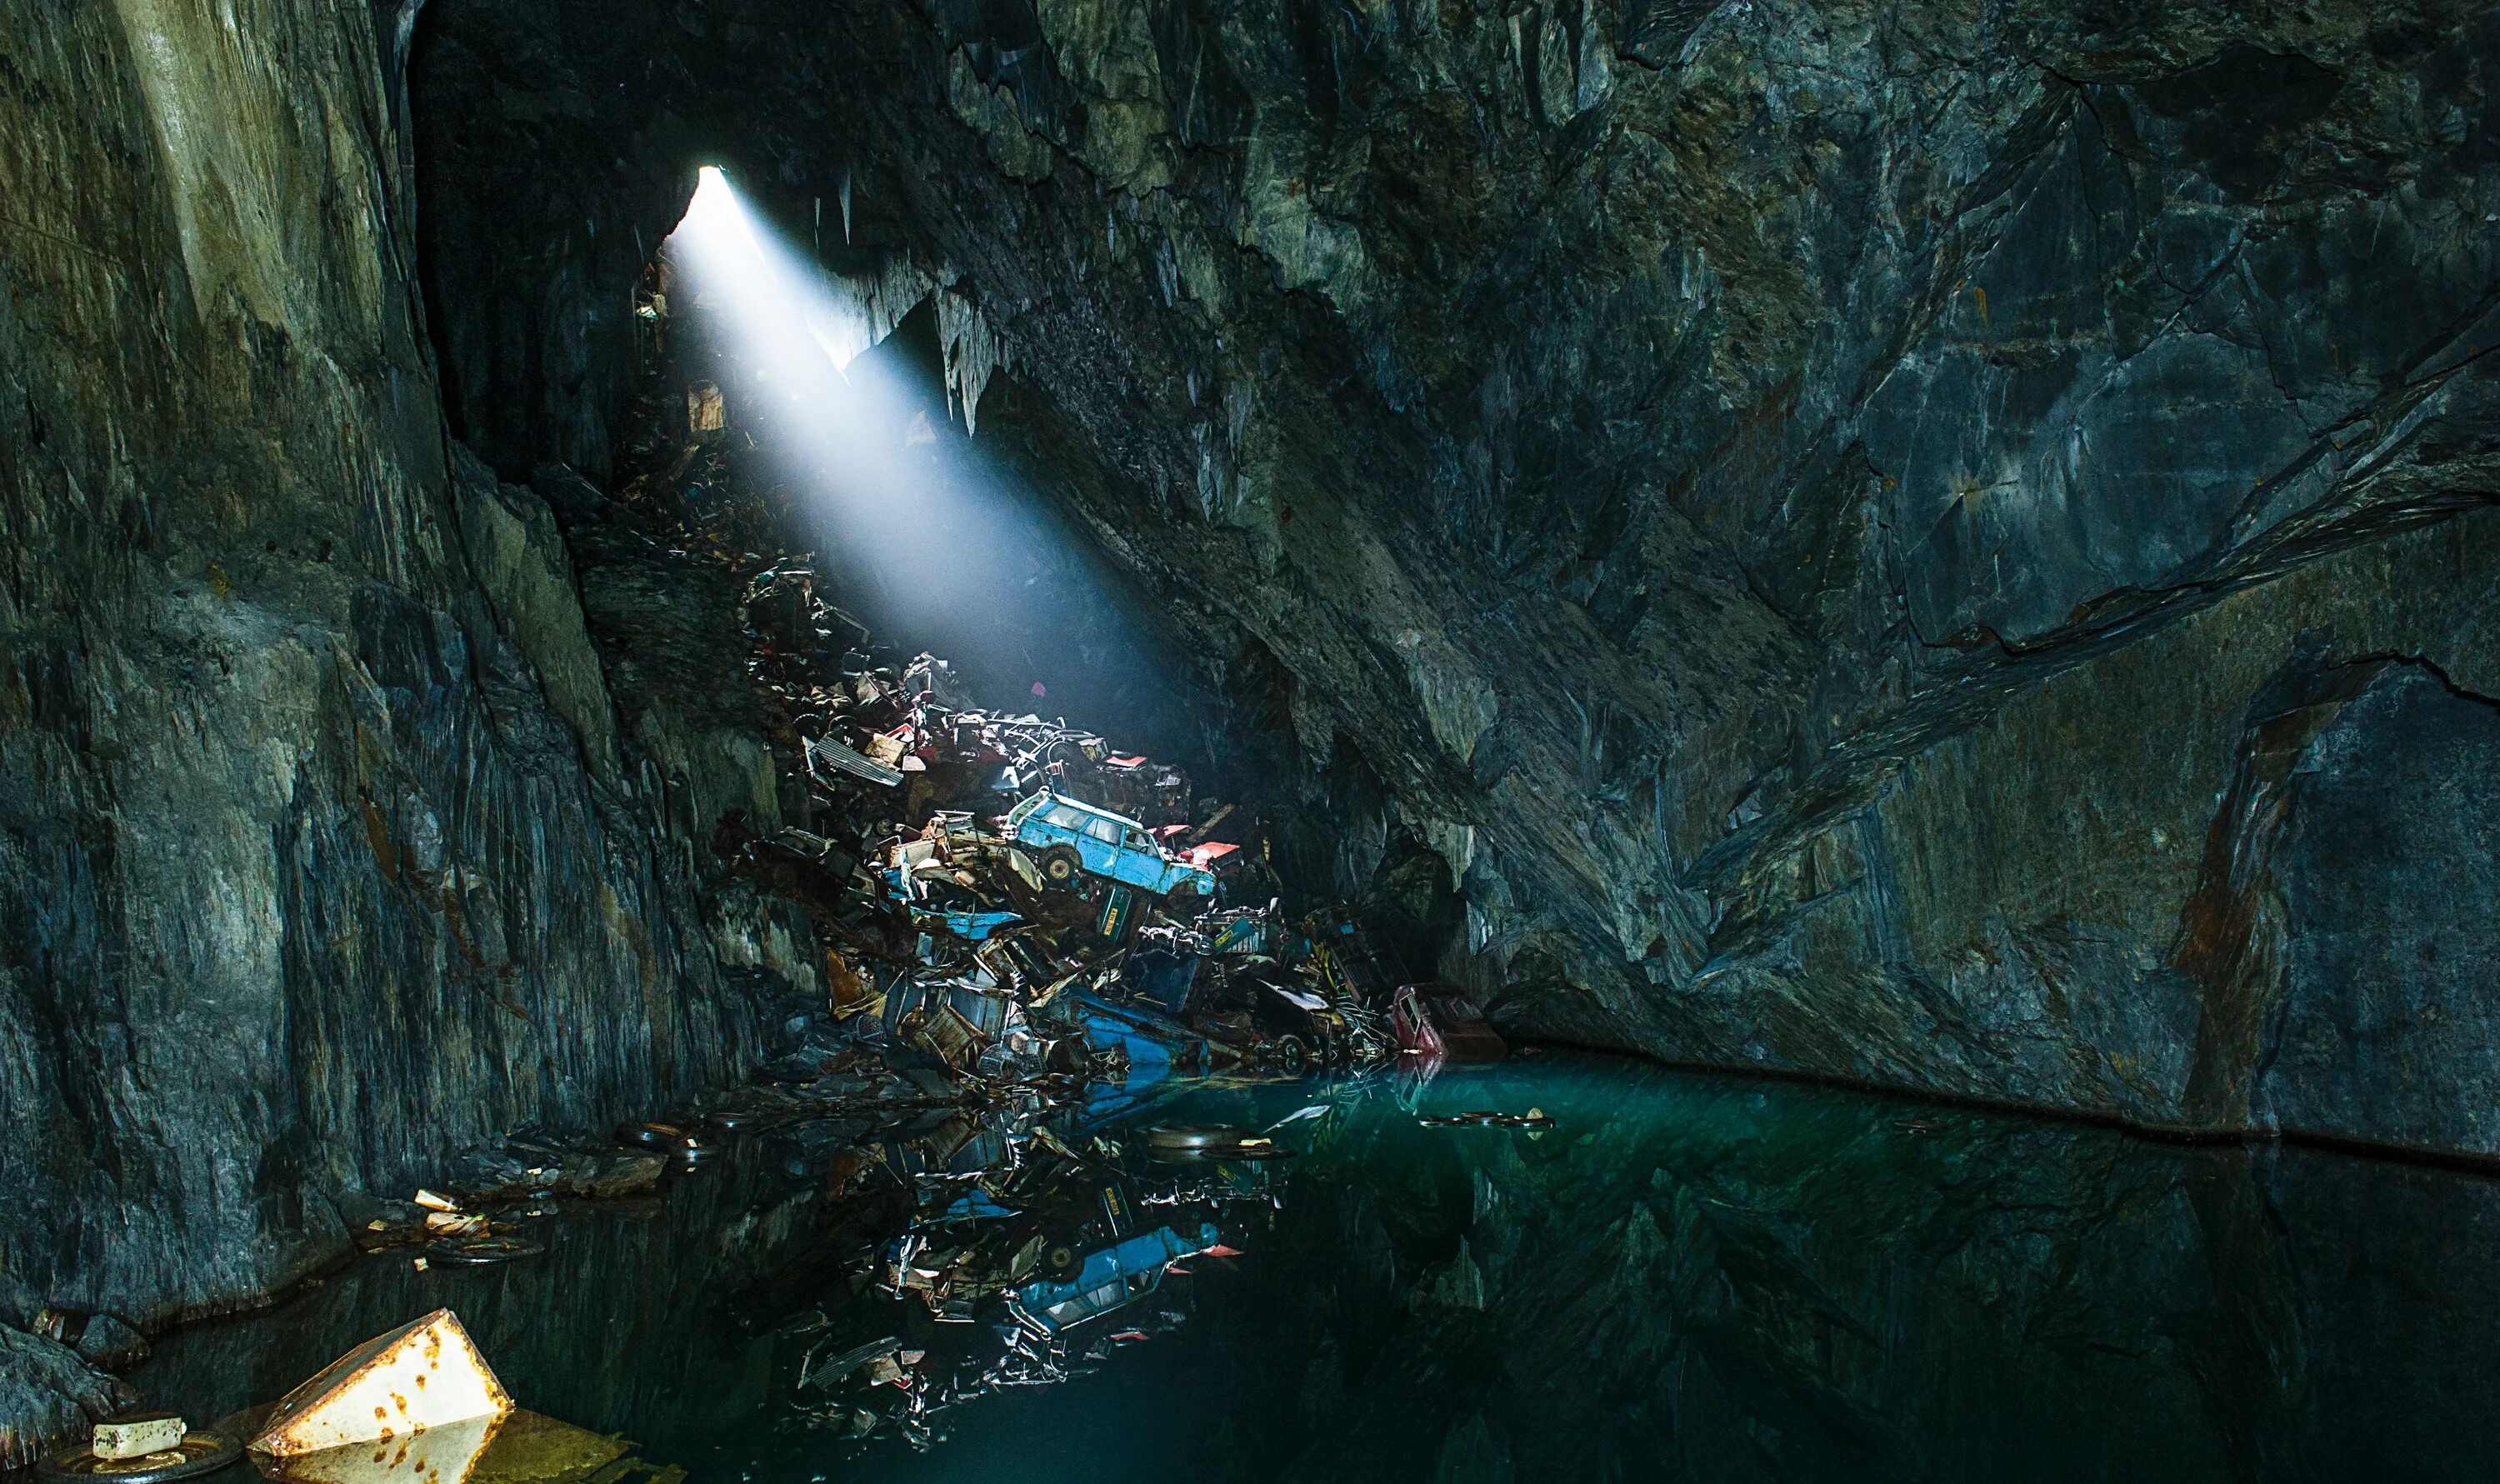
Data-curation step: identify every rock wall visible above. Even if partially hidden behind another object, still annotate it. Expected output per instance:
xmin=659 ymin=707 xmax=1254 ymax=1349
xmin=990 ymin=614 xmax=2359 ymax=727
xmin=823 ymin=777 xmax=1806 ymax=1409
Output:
xmin=408 ymin=1 xmax=2500 ymax=1155
xmin=0 ymin=0 xmax=797 ymax=1354
xmin=6 ymin=0 xmax=2496 ymax=1383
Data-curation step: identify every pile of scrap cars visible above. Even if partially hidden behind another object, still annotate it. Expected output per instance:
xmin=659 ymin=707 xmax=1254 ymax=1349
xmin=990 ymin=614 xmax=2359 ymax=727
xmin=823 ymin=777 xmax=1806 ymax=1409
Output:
xmin=701 ymin=560 xmax=1514 ymax=1452
xmin=729 ymin=554 xmax=1468 ymax=1088
xmin=302 ymin=556 xmax=1518 ymax=1464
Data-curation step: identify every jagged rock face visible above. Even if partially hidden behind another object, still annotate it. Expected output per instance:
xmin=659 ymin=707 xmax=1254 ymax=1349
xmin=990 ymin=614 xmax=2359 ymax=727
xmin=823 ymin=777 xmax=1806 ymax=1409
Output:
xmin=413 ymin=2 xmax=2500 ymax=1147
xmin=0 ymin=3 xmax=799 ymax=1335
xmin=3 ymin=0 xmax=2497 ymax=1382
xmin=2263 ymin=662 xmax=2500 ymax=1151
xmin=0 ymin=1325 xmax=129 ymax=1469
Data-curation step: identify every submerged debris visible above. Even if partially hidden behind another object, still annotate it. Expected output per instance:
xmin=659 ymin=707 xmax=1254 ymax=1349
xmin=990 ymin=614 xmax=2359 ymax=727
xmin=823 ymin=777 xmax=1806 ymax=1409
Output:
xmin=249 ymin=510 xmax=1493 ymax=1466
xmin=231 ymin=1314 xmax=671 ymax=1484
xmin=1417 ymin=1109 xmax=1553 ymax=1131
xmin=33 ymin=1424 xmax=238 ymax=1484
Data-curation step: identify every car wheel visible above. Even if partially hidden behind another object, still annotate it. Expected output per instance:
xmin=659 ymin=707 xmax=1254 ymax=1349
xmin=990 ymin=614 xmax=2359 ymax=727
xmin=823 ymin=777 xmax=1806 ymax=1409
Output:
xmin=1043 ymin=1242 xmax=1082 ymax=1280
xmin=1040 ymin=847 xmax=1082 ymax=885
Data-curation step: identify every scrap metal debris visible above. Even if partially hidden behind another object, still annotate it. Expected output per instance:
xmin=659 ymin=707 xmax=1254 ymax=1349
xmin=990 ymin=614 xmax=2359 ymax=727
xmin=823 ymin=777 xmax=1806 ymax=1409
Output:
xmin=1416 ymin=1109 xmax=1554 ymax=1131
xmin=248 ymin=1310 xmax=512 ymax=1458
xmin=281 ymin=528 xmax=1499 ymax=1464
xmin=700 ymin=556 xmax=1451 ymax=1104
xmin=32 ymin=1423 xmax=239 ymax=1483
xmin=229 ymin=1313 xmax=671 ymax=1484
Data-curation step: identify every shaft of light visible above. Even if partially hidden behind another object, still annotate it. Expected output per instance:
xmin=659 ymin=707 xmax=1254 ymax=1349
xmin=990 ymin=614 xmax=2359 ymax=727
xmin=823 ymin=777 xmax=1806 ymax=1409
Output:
xmin=668 ymin=167 xmax=977 ymax=587
xmin=662 ymin=166 xmax=1121 ymax=701
xmin=675 ymin=165 xmax=877 ymax=377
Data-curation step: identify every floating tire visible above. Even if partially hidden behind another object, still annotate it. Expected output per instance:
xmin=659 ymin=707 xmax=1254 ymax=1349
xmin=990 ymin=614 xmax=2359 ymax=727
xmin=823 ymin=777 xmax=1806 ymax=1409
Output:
xmin=425 ymin=1233 xmax=547 ymax=1266
xmin=618 ymin=1121 xmax=688 ymax=1150
xmin=1144 ymin=1124 xmax=1248 ymax=1151
xmin=38 ymin=1433 xmax=242 ymax=1484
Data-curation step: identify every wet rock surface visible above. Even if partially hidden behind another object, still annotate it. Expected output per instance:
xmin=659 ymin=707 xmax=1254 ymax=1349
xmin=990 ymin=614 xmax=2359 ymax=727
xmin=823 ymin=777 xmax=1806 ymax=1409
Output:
xmin=406 ymin=0 xmax=2500 ymax=1148
xmin=0 ymin=4 xmax=789 ymax=1339
xmin=2264 ymin=663 xmax=2500 ymax=1152
xmin=8 ymin=0 xmax=2500 ymax=1444
xmin=0 ymin=1326 xmax=130 ymax=1470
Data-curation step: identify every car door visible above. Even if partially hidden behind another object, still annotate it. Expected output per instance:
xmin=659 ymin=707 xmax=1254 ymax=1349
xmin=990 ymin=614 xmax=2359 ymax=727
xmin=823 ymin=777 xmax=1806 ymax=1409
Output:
xmin=1036 ymin=802 xmax=1088 ymax=856
xmin=1118 ymin=826 xmax=1167 ymax=891
xmin=1079 ymin=812 xmax=1124 ymax=877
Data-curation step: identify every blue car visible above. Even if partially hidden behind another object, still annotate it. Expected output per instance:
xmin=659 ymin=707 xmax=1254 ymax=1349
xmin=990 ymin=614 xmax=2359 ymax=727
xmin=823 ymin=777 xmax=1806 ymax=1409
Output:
xmin=910 ymin=907 xmax=1023 ymax=941
xmin=1011 ymin=1222 xmax=1222 ymax=1332
xmin=1008 ymin=792 xmax=1217 ymax=900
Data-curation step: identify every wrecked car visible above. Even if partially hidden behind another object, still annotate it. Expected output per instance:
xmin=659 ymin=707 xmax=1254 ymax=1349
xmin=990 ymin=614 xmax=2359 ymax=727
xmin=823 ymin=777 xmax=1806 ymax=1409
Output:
xmin=1391 ymin=982 xmax=1508 ymax=1063
xmin=1006 ymin=791 xmax=1218 ymax=902
xmin=1008 ymin=1221 xmax=1222 ymax=1334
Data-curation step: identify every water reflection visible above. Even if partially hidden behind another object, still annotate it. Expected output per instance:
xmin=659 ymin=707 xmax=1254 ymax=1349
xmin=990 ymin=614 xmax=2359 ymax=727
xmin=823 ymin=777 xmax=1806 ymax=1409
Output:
xmin=138 ymin=1056 xmax=2500 ymax=1482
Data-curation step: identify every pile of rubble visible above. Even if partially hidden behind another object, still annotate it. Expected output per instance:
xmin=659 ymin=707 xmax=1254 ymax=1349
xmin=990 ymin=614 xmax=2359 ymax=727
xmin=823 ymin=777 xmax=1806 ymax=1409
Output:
xmin=723 ymin=557 xmax=1421 ymax=1097
xmin=676 ymin=558 xmax=1513 ymax=1454
xmin=302 ymin=544 xmax=1521 ymax=1461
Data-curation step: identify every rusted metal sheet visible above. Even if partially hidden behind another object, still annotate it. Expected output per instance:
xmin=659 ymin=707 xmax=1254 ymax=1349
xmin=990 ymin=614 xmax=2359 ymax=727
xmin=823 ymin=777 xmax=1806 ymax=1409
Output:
xmin=249 ymin=1309 xmax=511 ymax=1457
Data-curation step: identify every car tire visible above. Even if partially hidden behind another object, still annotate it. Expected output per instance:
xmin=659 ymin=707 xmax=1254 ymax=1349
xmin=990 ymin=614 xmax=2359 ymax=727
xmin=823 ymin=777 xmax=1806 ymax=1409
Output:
xmin=1039 ymin=847 xmax=1082 ymax=886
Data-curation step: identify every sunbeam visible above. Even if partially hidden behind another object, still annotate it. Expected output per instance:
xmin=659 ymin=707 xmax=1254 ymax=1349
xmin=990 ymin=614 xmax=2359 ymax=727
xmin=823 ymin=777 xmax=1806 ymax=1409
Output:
xmin=658 ymin=165 xmax=1128 ymax=714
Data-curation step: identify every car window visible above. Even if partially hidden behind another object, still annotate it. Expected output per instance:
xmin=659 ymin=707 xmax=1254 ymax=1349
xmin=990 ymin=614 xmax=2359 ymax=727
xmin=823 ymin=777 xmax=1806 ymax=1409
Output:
xmin=1082 ymin=817 xmax=1122 ymax=844
xmin=1046 ymin=805 xmax=1089 ymax=829
xmin=1124 ymin=829 xmax=1151 ymax=849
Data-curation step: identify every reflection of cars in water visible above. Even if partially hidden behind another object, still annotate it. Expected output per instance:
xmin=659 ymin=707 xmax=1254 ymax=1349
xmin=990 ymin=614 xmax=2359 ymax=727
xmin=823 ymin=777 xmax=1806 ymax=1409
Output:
xmin=805 ymin=1112 xmax=1288 ymax=1456
xmin=1391 ymin=982 xmax=1508 ymax=1062
xmin=1009 ymin=1221 xmax=1222 ymax=1332
xmin=1008 ymin=791 xmax=1218 ymax=900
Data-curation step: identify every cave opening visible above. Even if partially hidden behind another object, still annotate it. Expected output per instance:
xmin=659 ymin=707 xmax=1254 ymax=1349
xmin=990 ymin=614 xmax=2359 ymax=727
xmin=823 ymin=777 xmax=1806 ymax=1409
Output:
xmin=8 ymin=0 xmax=2500 ymax=1477
xmin=632 ymin=161 xmax=1218 ymax=761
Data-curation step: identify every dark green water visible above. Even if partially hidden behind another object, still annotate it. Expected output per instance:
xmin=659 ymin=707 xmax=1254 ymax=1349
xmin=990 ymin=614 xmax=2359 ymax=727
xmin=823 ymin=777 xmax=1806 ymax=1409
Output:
xmin=138 ymin=1055 xmax=2500 ymax=1482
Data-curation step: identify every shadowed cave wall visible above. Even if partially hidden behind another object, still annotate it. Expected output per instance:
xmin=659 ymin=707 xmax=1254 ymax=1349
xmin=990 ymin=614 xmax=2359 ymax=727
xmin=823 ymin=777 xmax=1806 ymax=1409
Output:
xmin=411 ymin=0 xmax=2500 ymax=1145
xmin=2 ymin=0 xmax=2498 ymax=1359
xmin=0 ymin=2 xmax=806 ymax=1337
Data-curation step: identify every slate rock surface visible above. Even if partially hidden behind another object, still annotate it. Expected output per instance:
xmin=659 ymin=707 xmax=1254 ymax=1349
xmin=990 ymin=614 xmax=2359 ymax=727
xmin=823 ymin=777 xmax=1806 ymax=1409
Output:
xmin=0 ymin=1325 xmax=132 ymax=1470
xmin=71 ymin=1314 xmax=151 ymax=1372
xmin=2266 ymin=663 xmax=2500 ymax=1152
xmin=0 ymin=2 xmax=807 ymax=1353
xmin=408 ymin=0 xmax=2500 ymax=1147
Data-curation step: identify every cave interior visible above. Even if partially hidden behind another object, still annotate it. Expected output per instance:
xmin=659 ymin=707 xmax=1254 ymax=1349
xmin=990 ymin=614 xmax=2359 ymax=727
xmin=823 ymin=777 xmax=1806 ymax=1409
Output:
xmin=3 ymin=0 xmax=2500 ymax=1477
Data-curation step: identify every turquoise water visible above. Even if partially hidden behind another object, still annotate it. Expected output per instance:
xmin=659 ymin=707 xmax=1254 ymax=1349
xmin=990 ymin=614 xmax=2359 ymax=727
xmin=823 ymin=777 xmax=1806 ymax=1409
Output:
xmin=139 ymin=1055 xmax=2500 ymax=1482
